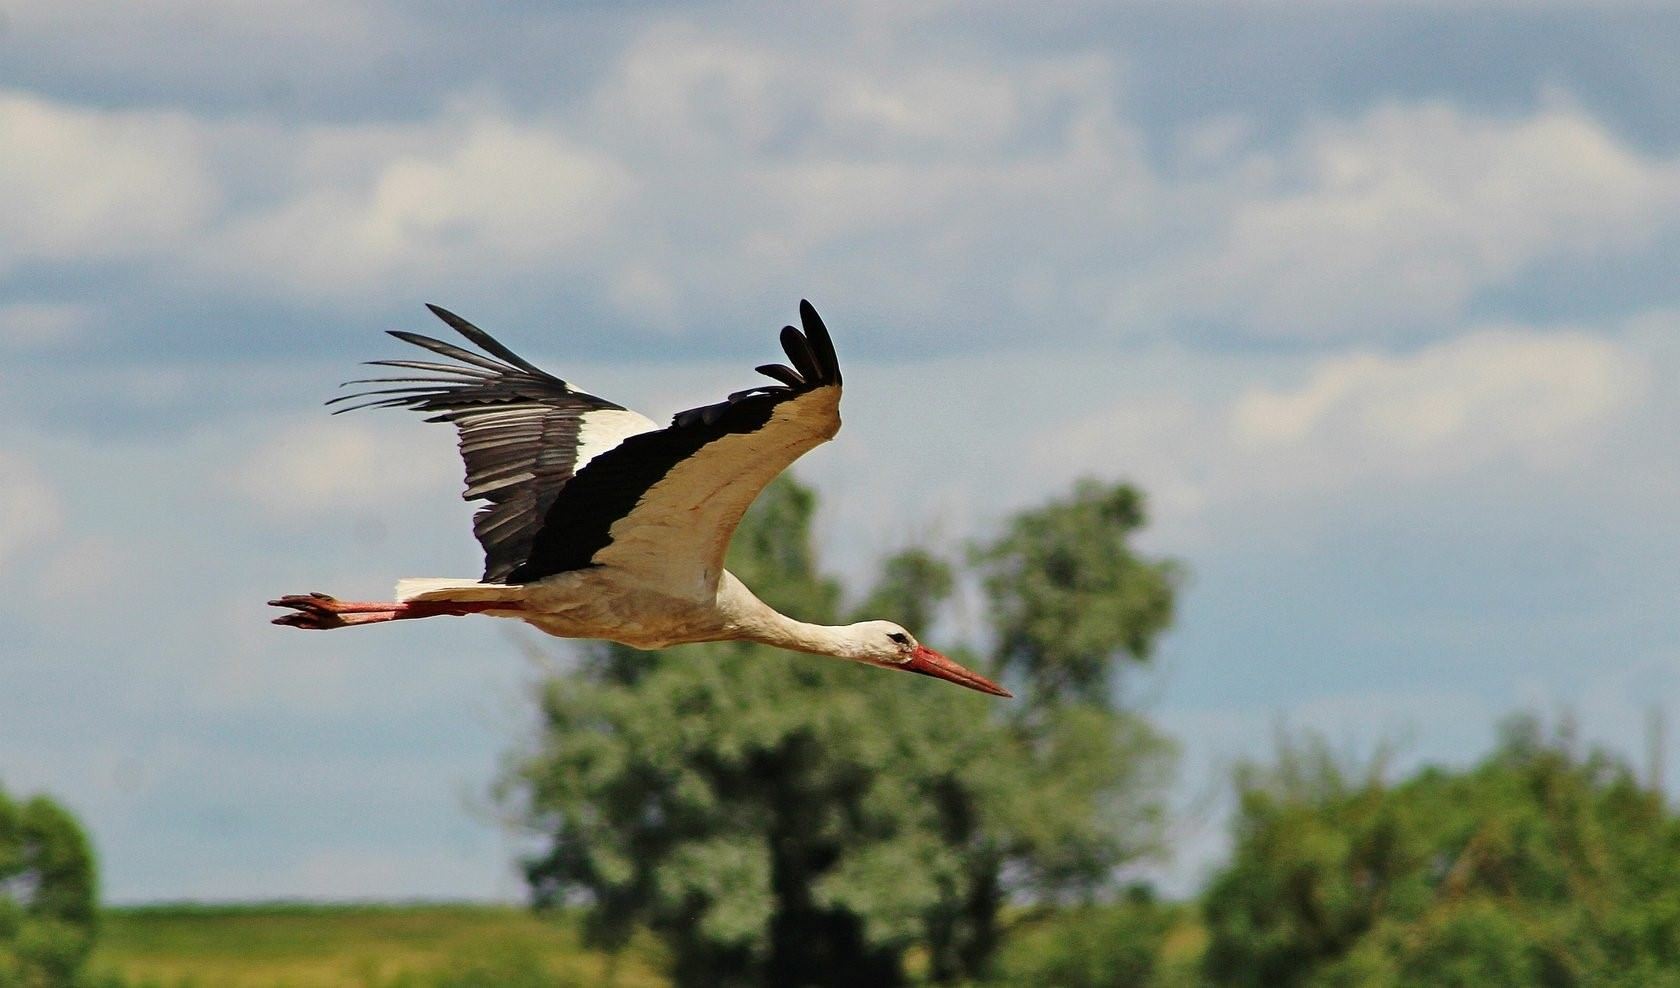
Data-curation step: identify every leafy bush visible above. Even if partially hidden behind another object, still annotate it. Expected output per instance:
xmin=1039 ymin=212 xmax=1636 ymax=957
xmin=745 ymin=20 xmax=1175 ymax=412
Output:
xmin=986 ymin=887 xmax=1193 ymax=987
xmin=0 ymin=782 xmax=99 ymax=988
xmin=1202 ymin=716 xmax=1680 ymax=987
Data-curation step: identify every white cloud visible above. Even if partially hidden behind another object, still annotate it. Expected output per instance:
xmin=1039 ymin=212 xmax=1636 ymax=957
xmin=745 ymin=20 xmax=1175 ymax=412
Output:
xmin=0 ymin=448 xmax=62 ymax=573
xmin=162 ymin=28 xmax=1159 ymax=336
xmin=1231 ymin=328 xmax=1643 ymax=476
xmin=0 ymin=302 xmax=90 ymax=349
xmin=3 ymin=0 xmax=403 ymax=111
xmin=8 ymin=0 xmax=391 ymax=48
xmin=1147 ymin=101 xmax=1680 ymax=339
xmin=1031 ymin=323 xmax=1652 ymax=547
xmin=9 ymin=19 xmax=1679 ymax=350
xmin=230 ymin=416 xmax=458 ymax=518
xmin=571 ymin=26 xmax=1159 ymax=333
xmin=558 ymin=34 xmax=1680 ymax=344
xmin=0 ymin=91 xmax=218 ymax=272
xmin=211 ymin=112 xmax=633 ymax=300
xmin=591 ymin=20 xmax=1088 ymax=160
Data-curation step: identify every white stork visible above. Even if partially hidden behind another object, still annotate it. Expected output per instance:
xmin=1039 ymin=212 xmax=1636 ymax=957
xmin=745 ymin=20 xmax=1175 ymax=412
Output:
xmin=270 ymin=301 xmax=1010 ymax=698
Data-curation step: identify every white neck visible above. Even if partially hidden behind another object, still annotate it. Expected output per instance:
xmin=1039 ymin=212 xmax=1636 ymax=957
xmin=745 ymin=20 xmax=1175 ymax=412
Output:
xmin=715 ymin=571 xmax=872 ymax=661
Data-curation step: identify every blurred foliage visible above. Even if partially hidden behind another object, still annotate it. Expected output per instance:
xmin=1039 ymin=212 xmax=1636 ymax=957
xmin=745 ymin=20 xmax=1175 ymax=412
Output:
xmin=505 ymin=476 xmax=1177 ymax=986
xmin=852 ymin=548 xmax=952 ymax=638
xmin=1201 ymin=715 xmax=1680 ymax=987
xmin=0 ymin=782 xmax=99 ymax=988
xmin=986 ymin=886 xmax=1202 ymax=988
xmin=972 ymin=479 xmax=1180 ymax=707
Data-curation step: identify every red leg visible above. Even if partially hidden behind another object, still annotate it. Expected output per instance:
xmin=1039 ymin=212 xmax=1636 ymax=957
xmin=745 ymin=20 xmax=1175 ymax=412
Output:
xmin=268 ymin=593 xmax=516 ymax=630
xmin=329 ymin=611 xmax=408 ymax=627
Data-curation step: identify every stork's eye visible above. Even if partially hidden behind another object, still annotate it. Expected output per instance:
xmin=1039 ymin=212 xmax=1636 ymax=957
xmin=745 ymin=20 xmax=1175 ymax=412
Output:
xmin=888 ymin=632 xmax=911 ymax=646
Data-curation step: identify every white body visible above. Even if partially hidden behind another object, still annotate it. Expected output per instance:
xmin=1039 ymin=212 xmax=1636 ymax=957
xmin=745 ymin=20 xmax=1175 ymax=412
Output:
xmin=400 ymin=568 xmax=866 ymax=658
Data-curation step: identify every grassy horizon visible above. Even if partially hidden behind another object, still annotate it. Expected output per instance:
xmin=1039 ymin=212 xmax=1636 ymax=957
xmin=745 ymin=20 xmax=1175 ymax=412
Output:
xmin=91 ymin=902 xmax=669 ymax=987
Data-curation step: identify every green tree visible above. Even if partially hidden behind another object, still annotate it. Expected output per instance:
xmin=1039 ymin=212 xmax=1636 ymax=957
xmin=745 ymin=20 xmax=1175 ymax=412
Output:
xmin=504 ymin=476 xmax=1178 ymax=986
xmin=0 ymin=783 xmax=99 ymax=988
xmin=1201 ymin=716 xmax=1680 ymax=987
xmin=987 ymin=885 xmax=1189 ymax=988
xmin=972 ymin=480 xmax=1179 ymax=706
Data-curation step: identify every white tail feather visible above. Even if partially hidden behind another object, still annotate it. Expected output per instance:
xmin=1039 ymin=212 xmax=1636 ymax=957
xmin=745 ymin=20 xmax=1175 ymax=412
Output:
xmin=395 ymin=578 xmax=518 ymax=603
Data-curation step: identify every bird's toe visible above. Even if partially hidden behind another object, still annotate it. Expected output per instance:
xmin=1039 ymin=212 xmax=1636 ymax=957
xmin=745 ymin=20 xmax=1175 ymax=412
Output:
xmin=268 ymin=593 xmax=348 ymax=629
xmin=271 ymin=609 xmax=344 ymax=630
xmin=269 ymin=593 xmax=336 ymax=610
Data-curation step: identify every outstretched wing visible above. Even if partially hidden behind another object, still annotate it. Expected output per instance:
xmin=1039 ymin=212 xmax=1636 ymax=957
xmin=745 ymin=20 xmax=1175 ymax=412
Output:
xmin=509 ymin=299 xmax=843 ymax=596
xmin=331 ymin=304 xmax=659 ymax=583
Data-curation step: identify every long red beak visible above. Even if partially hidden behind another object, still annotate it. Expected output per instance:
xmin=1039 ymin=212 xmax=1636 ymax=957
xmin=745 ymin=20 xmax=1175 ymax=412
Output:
xmin=902 ymin=645 xmax=1012 ymax=698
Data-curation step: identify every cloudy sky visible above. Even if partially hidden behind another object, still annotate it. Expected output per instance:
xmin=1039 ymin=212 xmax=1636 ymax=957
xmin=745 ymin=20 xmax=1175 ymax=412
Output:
xmin=3 ymin=0 xmax=1679 ymax=901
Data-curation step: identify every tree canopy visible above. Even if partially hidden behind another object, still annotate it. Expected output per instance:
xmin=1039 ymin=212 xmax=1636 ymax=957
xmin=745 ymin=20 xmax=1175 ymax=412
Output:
xmin=1202 ymin=717 xmax=1680 ymax=987
xmin=0 ymin=782 xmax=99 ymax=988
xmin=504 ymin=475 xmax=1178 ymax=986
xmin=972 ymin=479 xmax=1179 ymax=707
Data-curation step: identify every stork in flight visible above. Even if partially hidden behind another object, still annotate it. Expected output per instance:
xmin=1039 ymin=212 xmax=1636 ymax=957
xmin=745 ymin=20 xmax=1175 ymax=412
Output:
xmin=269 ymin=301 xmax=1010 ymax=698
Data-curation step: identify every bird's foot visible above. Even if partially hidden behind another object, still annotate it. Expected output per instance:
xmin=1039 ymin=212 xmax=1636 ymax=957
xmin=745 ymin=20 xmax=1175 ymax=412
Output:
xmin=269 ymin=593 xmax=349 ymax=629
xmin=268 ymin=593 xmax=400 ymax=629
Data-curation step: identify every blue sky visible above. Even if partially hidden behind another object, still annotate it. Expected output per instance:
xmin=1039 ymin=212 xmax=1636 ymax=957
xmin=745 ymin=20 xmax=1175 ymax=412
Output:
xmin=3 ymin=0 xmax=1679 ymax=901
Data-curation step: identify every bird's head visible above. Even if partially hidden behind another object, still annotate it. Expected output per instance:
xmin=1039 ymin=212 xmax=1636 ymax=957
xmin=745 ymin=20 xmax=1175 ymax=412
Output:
xmin=847 ymin=620 xmax=1012 ymax=698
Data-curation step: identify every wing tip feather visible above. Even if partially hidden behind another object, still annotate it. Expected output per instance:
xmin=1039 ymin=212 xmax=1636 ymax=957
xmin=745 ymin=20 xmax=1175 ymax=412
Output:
xmin=796 ymin=299 xmax=840 ymax=385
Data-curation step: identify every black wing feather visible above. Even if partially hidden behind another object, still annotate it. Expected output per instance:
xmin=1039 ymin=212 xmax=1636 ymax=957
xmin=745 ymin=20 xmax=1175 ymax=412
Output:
xmin=331 ymin=299 xmax=843 ymax=586
xmin=798 ymin=300 xmax=840 ymax=380
xmin=670 ymin=300 xmax=841 ymax=430
xmin=333 ymin=305 xmax=630 ymax=582
xmin=779 ymin=324 xmax=821 ymax=381
xmin=754 ymin=363 xmax=804 ymax=388
xmin=385 ymin=330 xmax=513 ymax=374
xmin=424 ymin=304 xmax=548 ymax=375
xmin=515 ymin=299 xmax=843 ymax=581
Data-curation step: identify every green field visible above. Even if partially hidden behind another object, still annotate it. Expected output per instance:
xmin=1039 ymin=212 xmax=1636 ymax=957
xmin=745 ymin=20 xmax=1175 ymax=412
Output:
xmin=88 ymin=902 xmax=1213 ymax=987
xmin=90 ymin=903 xmax=669 ymax=988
